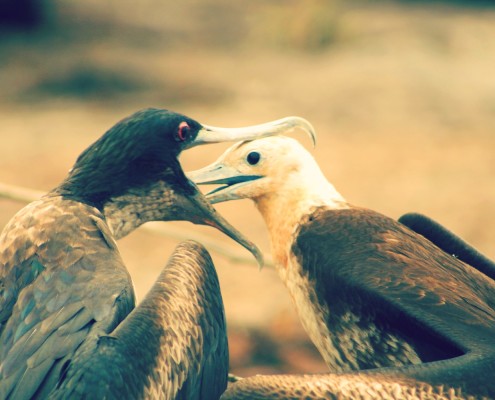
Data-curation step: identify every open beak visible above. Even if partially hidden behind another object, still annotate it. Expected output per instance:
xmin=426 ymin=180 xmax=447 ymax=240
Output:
xmin=172 ymin=181 xmax=264 ymax=267
xmin=187 ymin=116 xmax=316 ymax=149
xmin=178 ymin=116 xmax=315 ymax=267
xmin=187 ymin=164 xmax=261 ymax=204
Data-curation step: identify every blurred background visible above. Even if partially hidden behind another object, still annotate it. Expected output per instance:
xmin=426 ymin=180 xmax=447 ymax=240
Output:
xmin=1 ymin=0 xmax=494 ymax=377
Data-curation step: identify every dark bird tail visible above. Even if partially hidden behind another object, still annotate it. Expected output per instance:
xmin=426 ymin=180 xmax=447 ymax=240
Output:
xmin=399 ymin=212 xmax=495 ymax=281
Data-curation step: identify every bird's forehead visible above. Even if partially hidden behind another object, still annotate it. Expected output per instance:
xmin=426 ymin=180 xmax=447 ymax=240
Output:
xmin=227 ymin=136 xmax=303 ymax=160
xmin=126 ymin=109 xmax=199 ymax=135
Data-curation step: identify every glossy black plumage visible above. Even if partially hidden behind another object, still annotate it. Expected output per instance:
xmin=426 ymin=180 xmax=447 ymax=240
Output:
xmin=56 ymin=109 xmax=201 ymax=210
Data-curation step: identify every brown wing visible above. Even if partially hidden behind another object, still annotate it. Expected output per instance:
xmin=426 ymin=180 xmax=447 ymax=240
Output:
xmin=0 ymin=198 xmax=134 ymax=399
xmin=221 ymin=353 xmax=495 ymax=399
xmin=51 ymin=241 xmax=228 ymax=400
xmin=293 ymin=207 xmax=495 ymax=355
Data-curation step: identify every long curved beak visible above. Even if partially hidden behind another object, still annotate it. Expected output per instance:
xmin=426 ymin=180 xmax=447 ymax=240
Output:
xmin=188 ymin=116 xmax=316 ymax=149
xmin=187 ymin=164 xmax=259 ymax=204
xmin=173 ymin=181 xmax=264 ymax=267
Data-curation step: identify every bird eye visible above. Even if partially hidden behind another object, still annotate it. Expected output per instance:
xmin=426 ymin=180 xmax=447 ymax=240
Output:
xmin=176 ymin=122 xmax=191 ymax=142
xmin=246 ymin=151 xmax=261 ymax=165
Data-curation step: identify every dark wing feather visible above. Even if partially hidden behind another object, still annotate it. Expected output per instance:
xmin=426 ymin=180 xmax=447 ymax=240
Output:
xmin=0 ymin=198 xmax=135 ymax=399
xmin=217 ymin=208 xmax=495 ymax=399
xmin=399 ymin=212 xmax=495 ymax=281
xmin=294 ymin=207 xmax=495 ymax=355
xmin=221 ymin=352 xmax=495 ymax=399
xmin=51 ymin=241 xmax=228 ymax=400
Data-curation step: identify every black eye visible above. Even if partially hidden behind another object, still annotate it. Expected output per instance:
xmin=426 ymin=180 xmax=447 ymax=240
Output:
xmin=176 ymin=122 xmax=191 ymax=142
xmin=246 ymin=151 xmax=260 ymax=165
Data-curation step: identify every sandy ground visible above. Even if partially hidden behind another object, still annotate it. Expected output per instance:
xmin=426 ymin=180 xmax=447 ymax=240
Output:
xmin=1 ymin=0 xmax=494 ymax=375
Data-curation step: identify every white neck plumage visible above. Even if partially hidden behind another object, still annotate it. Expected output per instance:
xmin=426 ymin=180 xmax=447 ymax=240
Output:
xmin=254 ymin=161 xmax=348 ymax=268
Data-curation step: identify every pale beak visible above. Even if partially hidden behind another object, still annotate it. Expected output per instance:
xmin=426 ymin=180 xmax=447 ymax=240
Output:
xmin=187 ymin=164 xmax=262 ymax=204
xmin=187 ymin=116 xmax=316 ymax=149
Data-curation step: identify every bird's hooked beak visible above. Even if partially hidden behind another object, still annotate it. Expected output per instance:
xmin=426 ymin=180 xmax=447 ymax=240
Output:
xmin=187 ymin=164 xmax=261 ymax=205
xmin=188 ymin=116 xmax=316 ymax=149
xmin=187 ymin=116 xmax=316 ymax=202
xmin=173 ymin=181 xmax=264 ymax=267
xmin=181 ymin=116 xmax=316 ymax=267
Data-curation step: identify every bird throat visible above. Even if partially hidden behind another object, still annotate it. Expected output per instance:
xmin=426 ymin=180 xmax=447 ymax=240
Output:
xmin=255 ymin=185 xmax=348 ymax=269
xmin=103 ymin=181 xmax=176 ymax=239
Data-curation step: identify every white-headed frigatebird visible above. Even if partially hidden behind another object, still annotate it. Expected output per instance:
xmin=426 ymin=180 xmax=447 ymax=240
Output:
xmin=0 ymin=109 xmax=315 ymax=399
xmin=189 ymin=135 xmax=495 ymax=399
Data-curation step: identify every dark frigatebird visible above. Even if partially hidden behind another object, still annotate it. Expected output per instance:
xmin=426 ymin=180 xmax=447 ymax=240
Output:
xmin=189 ymin=135 xmax=495 ymax=399
xmin=0 ymin=109 xmax=315 ymax=399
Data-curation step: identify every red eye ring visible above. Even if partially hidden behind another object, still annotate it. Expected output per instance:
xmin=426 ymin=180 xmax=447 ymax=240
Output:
xmin=177 ymin=121 xmax=190 ymax=141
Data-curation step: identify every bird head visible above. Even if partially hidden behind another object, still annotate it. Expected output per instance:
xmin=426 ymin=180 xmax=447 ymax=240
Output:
xmin=187 ymin=135 xmax=331 ymax=205
xmin=55 ymin=108 xmax=314 ymax=265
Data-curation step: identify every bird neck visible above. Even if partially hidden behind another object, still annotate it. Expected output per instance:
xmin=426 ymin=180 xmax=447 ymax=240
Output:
xmin=254 ymin=173 xmax=348 ymax=268
xmin=102 ymin=180 xmax=175 ymax=240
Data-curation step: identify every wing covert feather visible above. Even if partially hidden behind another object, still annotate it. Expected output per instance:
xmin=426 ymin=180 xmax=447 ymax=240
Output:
xmin=0 ymin=198 xmax=135 ymax=399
